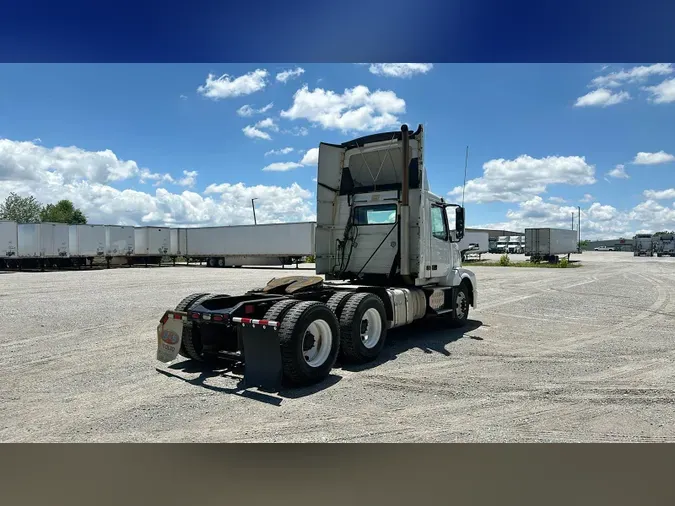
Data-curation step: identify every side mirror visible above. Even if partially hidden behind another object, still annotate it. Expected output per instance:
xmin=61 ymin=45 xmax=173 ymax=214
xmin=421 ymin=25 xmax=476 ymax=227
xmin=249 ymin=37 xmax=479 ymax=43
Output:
xmin=455 ymin=207 xmax=465 ymax=241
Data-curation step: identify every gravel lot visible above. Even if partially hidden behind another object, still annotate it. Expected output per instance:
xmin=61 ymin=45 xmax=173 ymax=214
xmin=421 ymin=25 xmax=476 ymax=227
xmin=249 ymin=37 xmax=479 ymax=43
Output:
xmin=1 ymin=251 xmax=675 ymax=442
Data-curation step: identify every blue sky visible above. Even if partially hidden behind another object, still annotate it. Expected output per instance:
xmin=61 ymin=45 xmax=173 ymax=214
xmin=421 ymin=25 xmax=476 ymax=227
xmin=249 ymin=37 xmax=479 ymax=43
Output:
xmin=1 ymin=63 xmax=674 ymax=239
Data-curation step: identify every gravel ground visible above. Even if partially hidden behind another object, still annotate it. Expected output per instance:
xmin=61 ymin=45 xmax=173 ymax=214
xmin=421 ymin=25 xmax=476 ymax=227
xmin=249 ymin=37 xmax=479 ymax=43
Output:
xmin=1 ymin=251 xmax=675 ymax=442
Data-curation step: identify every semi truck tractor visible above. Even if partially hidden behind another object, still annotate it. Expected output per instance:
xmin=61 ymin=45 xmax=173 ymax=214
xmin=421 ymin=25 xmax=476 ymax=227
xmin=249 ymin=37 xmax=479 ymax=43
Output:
xmin=633 ymin=234 xmax=654 ymax=257
xmin=155 ymin=124 xmax=477 ymax=390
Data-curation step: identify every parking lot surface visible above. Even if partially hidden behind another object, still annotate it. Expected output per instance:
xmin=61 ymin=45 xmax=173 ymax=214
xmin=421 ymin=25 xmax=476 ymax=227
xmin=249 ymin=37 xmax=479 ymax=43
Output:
xmin=1 ymin=251 xmax=674 ymax=442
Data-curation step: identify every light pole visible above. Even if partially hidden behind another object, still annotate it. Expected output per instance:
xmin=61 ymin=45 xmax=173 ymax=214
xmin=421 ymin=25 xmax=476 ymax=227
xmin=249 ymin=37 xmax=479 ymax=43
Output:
xmin=251 ymin=198 xmax=258 ymax=225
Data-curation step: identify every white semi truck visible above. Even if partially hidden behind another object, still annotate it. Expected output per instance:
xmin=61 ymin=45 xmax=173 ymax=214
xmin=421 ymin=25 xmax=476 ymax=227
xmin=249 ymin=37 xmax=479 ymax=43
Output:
xmin=155 ymin=124 xmax=478 ymax=390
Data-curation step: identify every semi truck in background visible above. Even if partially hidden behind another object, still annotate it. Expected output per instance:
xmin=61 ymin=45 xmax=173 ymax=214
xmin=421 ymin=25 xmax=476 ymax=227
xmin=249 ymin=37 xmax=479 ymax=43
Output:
xmin=633 ymin=234 xmax=654 ymax=257
xmin=496 ymin=236 xmax=509 ymax=253
xmin=154 ymin=124 xmax=478 ymax=390
xmin=654 ymin=234 xmax=675 ymax=257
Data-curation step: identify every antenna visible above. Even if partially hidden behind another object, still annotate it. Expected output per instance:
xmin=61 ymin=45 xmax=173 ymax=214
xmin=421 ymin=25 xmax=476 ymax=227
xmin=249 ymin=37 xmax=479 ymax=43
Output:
xmin=461 ymin=145 xmax=469 ymax=208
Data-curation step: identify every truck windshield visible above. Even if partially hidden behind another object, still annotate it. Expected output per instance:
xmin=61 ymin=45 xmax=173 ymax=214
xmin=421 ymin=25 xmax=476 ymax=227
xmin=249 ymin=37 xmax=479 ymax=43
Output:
xmin=353 ymin=204 xmax=397 ymax=225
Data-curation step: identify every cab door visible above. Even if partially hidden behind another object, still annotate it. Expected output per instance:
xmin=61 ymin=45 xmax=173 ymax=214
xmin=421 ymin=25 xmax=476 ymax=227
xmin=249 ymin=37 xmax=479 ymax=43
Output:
xmin=427 ymin=200 xmax=452 ymax=280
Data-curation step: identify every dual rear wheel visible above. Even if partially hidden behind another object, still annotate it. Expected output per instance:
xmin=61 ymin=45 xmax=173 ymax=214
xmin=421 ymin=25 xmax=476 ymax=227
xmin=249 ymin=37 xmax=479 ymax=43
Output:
xmin=265 ymin=292 xmax=388 ymax=386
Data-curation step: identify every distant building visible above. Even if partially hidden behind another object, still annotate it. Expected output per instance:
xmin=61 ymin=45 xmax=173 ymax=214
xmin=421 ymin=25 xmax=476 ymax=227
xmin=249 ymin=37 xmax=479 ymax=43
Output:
xmin=466 ymin=228 xmax=524 ymax=239
xmin=584 ymin=238 xmax=633 ymax=252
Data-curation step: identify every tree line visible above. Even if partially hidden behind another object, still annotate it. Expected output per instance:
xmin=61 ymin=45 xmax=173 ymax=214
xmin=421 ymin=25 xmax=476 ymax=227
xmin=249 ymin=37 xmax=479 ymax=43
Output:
xmin=0 ymin=193 xmax=88 ymax=225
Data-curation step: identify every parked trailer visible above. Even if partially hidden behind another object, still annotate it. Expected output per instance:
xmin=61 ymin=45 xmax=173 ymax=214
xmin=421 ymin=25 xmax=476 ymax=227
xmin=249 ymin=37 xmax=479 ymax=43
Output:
xmin=16 ymin=222 xmax=70 ymax=270
xmin=654 ymin=234 xmax=675 ymax=257
xmin=155 ymin=124 xmax=477 ymax=391
xmin=1 ymin=220 xmax=19 ymax=258
xmin=69 ymin=224 xmax=106 ymax=267
xmin=525 ymin=228 xmax=578 ymax=263
xmin=104 ymin=225 xmax=135 ymax=267
xmin=458 ymin=231 xmax=489 ymax=260
xmin=185 ymin=222 xmax=315 ymax=268
xmin=168 ymin=228 xmax=187 ymax=265
xmin=132 ymin=226 xmax=170 ymax=265
xmin=633 ymin=234 xmax=654 ymax=257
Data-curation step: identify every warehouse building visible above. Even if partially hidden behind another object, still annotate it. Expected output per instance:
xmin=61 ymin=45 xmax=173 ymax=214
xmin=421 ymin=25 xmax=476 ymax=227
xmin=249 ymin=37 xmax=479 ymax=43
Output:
xmin=584 ymin=238 xmax=633 ymax=252
xmin=466 ymin=228 xmax=523 ymax=239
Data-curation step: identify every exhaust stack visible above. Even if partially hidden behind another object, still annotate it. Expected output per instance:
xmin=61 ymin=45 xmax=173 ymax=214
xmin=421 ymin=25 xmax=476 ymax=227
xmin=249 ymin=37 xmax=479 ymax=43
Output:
xmin=400 ymin=124 xmax=410 ymax=277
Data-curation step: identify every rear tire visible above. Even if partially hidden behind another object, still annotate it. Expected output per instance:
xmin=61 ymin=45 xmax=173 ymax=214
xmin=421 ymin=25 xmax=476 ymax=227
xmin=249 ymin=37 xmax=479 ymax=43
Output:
xmin=338 ymin=293 xmax=387 ymax=364
xmin=177 ymin=293 xmax=215 ymax=361
xmin=326 ymin=291 xmax=353 ymax=319
xmin=277 ymin=301 xmax=340 ymax=386
xmin=174 ymin=293 xmax=210 ymax=359
xmin=447 ymin=283 xmax=470 ymax=328
xmin=263 ymin=299 xmax=302 ymax=322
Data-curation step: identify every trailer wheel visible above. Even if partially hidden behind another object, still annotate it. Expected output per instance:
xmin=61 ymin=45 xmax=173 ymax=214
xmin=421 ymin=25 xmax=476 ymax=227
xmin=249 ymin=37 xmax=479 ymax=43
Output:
xmin=174 ymin=293 xmax=212 ymax=360
xmin=447 ymin=283 xmax=470 ymax=328
xmin=338 ymin=293 xmax=387 ymax=364
xmin=278 ymin=301 xmax=340 ymax=386
xmin=217 ymin=258 xmax=225 ymax=268
xmin=326 ymin=291 xmax=353 ymax=320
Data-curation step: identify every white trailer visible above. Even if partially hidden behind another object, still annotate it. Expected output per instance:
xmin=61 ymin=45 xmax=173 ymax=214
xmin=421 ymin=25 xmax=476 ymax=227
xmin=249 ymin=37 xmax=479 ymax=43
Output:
xmin=185 ymin=222 xmax=316 ymax=268
xmin=525 ymin=228 xmax=578 ymax=262
xmin=458 ymin=231 xmax=489 ymax=260
xmin=16 ymin=222 xmax=70 ymax=270
xmin=133 ymin=226 xmax=170 ymax=265
xmin=69 ymin=224 xmax=106 ymax=266
xmin=169 ymin=228 xmax=187 ymax=257
xmin=0 ymin=221 xmax=19 ymax=259
xmin=105 ymin=225 xmax=134 ymax=256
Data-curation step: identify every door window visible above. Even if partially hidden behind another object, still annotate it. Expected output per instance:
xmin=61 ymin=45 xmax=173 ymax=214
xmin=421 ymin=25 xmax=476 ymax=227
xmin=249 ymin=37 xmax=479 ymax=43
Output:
xmin=431 ymin=206 xmax=448 ymax=241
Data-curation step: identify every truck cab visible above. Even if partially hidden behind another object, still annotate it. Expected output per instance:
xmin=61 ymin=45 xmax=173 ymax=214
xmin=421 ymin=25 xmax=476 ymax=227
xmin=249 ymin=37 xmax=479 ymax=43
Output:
xmin=315 ymin=124 xmax=475 ymax=295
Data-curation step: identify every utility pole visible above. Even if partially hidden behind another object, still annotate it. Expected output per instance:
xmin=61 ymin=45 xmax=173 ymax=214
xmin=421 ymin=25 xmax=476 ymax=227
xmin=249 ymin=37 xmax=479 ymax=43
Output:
xmin=578 ymin=206 xmax=581 ymax=251
xmin=251 ymin=198 xmax=258 ymax=225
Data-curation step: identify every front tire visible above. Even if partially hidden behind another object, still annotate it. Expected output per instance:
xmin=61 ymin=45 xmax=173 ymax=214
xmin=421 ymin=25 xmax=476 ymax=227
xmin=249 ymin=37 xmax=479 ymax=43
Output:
xmin=338 ymin=293 xmax=388 ymax=364
xmin=277 ymin=301 xmax=340 ymax=386
xmin=447 ymin=283 xmax=470 ymax=328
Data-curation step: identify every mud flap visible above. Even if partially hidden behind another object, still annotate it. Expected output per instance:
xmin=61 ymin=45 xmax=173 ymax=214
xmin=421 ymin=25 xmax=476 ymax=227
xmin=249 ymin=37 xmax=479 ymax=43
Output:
xmin=238 ymin=323 xmax=283 ymax=391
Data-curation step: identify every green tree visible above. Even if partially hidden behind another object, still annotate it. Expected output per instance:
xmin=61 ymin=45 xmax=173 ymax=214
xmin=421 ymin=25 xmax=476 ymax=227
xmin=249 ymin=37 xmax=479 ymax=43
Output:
xmin=653 ymin=231 xmax=674 ymax=237
xmin=579 ymin=240 xmax=590 ymax=249
xmin=40 ymin=200 xmax=88 ymax=224
xmin=0 ymin=192 xmax=43 ymax=223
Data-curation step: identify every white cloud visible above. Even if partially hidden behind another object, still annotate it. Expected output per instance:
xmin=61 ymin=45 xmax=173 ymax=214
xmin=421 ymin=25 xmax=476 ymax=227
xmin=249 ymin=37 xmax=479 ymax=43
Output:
xmin=242 ymin=125 xmax=272 ymax=140
xmin=139 ymin=169 xmax=175 ymax=186
xmin=633 ymin=151 xmax=675 ymax=165
xmin=276 ymin=67 xmax=305 ymax=83
xmin=282 ymin=126 xmax=309 ymax=137
xmin=261 ymin=162 xmax=304 ymax=172
xmin=265 ymin=147 xmax=294 ymax=156
xmin=574 ymin=88 xmax=630 ymax=107
xmin=197 ymin=69 xmax=268 ymax=100
xmin=368 ymin=63 xmax=434 ymax=78
xmin=548 ymin=197 xmax=566 ymax=203
xmin=255 ymin=117 xmax=279 ymax=132
xmin=643 ymin=77 xmax=675 ymax=104
xmin=590 ymin=63 xmax=673 ymax=88
xmin=300 ymin=147 xmax=319 ymax=165
xmin=629 ymin=199 xmax=675 ymax=230
xmin=587 ymin=202 xmax=619 ymax=221
xmin=280 ymin=84 xmax=406 ymax=132
xmin=581 ymin=193 xmax=594 ymax=203
xmin=607 ymin=164 xmax=629 ymax=179
xmin=0 ymin=138 xmax=315 ymax=227
xmin=0 ymin=138 xmax=141 ymax=184
xmin=179 ymin=95 xmax=188 ymax=100
xmin=476 ymin=196 xmax=632 ymax=240
xmin=177 ymin=170 xmax=198 ymax=188
xmin=448 ymin=154 xmax=596 ymax=203
xmin=643 ymin=188 xmax=675 ymax=200
xmin=237 ymin=103 xmax=273 ymax=117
